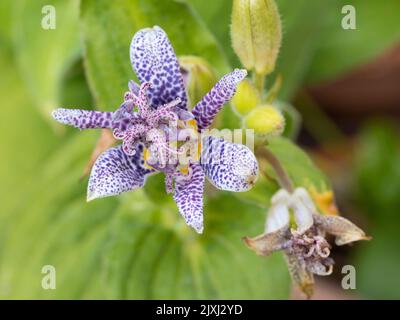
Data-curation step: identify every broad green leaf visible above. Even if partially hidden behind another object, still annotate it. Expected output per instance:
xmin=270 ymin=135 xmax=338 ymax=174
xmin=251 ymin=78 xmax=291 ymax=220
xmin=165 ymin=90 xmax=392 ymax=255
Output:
xmin=186 ymin=0 xmax=240 ymax=67
xmin=306 ymin=0 xmax=400 ymax=83
xmin=103 ymin=191 xmax=289 ymax=299
xmin=81 ymin=0 xmax=229 ymax=109
xmin=12 ymin=0 xmax=81 ymax=120
xmin=0 ymin=50 xmax=58 ymax=221
xmin=0 ymin=0 xmax=13 ymax=46
xmin=268 ymin=137 xmax=330 ymax=190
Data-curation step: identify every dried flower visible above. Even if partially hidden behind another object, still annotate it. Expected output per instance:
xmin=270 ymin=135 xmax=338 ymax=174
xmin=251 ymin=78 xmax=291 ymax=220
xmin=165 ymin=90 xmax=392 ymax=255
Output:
xmin=243 ymin=187 xmax=370 ymax=298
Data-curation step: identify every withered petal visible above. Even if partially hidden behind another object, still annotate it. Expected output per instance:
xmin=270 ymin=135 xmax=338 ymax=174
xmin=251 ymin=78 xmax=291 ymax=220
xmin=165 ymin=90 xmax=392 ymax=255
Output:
xmin=243 ymin=225 xmax=289 ymax=256
xmin=313 ymin=214 xmax=371 ymax=246
xmin=308 ymin=260 xmax=334 ymax=276
xmin=284 ymin=251 xmax=314 ymax=299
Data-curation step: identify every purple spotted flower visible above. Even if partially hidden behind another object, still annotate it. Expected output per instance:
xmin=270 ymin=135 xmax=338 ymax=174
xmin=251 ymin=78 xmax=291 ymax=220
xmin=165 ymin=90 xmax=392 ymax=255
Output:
xmin=52 ymin=26 xmax=258 ymax=233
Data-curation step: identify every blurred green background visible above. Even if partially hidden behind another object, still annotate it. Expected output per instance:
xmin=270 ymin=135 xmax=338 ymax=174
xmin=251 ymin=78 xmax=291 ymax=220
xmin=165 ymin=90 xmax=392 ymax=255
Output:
xmin=0 ymin=0 xmax=399 ymax=299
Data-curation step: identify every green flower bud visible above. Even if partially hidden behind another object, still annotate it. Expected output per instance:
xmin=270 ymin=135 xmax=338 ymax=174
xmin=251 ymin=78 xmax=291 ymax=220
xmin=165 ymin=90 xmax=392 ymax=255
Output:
xmin=243 ymin=105 xmax=285 ymax=137
xmin=231 ymin=0 xmax=282 ymax=75
xmin=231 ymin=79 xmax=260 ymax=116
xmin=179 ymin=56 xmax=217 ymax=108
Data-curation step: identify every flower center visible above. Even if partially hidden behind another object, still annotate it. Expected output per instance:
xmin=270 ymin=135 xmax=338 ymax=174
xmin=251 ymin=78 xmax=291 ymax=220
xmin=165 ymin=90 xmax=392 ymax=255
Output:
xmin=289 ymin=227 xmax=334 ymax=276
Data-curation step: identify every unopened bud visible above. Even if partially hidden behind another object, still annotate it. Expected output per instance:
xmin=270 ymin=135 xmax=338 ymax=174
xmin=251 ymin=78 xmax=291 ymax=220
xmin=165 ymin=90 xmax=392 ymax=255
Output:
xmin=231 ymin=79 xmax=260 ymax=116
xmin=231 ymin=0 xmax=282 ymax=75
xmin=243 ymin=105 xmax=285 ymax=137
xmin=179 ymin=56 xmax=217 ymax=108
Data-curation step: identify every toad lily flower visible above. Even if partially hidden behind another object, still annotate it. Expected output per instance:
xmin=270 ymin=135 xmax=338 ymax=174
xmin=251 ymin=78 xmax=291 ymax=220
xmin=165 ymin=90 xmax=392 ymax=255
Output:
xmin=52 ymin=26 xmax=258 ymax=234
xmin=243 ymin=187 xmax=370 ymax=298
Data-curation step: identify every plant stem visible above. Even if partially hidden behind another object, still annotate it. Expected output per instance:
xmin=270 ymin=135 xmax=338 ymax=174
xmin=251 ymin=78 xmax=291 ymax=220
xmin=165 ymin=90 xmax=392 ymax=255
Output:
xmin=253 ymin=71 xmax=265 ymax=99
xmin=256 ymin=145 xmax=294 ymax=192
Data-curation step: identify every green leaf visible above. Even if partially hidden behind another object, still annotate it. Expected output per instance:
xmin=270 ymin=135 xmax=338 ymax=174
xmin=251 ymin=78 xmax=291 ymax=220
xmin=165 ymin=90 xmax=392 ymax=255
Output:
xmin=306 ymin=0 xmax=400 ymax=83
xmin=0 ymin=50 xmax=58 ymax=220
xmin=187 ymin=0 xmax=240 ymax=67
xmin=12 ymin=0 xmax=81 ymax=121
xmin=0 ymin=0 xmax=13 ymax=46
xmin=81 ymin=0 xmax=229 ymax=109
xmin=268 ymin=136 xmax=330 ymax=190
xmin=103 ymin=191 xmax=290 ymax=299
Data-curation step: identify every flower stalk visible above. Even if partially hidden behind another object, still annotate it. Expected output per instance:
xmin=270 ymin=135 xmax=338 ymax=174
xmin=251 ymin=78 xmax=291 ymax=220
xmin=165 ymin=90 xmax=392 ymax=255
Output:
xmin=256 ymin=145 xmax=293 ymax=192
xmin=253 ymin=72 xmax=265 ymax=98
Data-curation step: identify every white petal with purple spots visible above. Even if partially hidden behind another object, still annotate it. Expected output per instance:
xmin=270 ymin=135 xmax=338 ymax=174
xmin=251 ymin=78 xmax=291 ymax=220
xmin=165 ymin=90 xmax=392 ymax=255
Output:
xmin=87 ymin=144 xmax=153 ymax=201
xmin=130 ymin=26 xmax=188 ymax=110
xmin=52 ymin=108 xmax=113 ymax=129
xmin=173 ymin=164 xmax=205 ymax=233
xmin=200 ymin=136 xmax=258 ymax=192
xmin=192 ymin=69 xmax=247 ymax=130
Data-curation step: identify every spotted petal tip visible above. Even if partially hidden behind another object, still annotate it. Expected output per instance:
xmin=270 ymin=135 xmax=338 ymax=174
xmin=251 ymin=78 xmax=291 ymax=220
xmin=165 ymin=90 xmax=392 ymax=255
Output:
xmin=192 ymin=68 xmax=247 ymax=130
xmin=52 ymin=108 xmax=113 ymax=130
xmin=231 ymin=68 xmax=248 ymax=82
xmin=130 ymin=25 xmax=187 ymax=109
xmin=201 ymin=137 xmax=259 ymax=192
xmin=173 ymin=164 xmax=205 ymax=234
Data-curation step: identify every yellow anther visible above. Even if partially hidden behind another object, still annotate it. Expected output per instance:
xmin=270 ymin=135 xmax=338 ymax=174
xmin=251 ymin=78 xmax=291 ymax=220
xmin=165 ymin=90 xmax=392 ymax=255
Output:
xmin=143 ymin=147 xmax=155 ymax=170
xmin=179 ymin=166 xmax=189 ymax=175
xmin=186 ymin=119 xmax=198 ymax=130
xmin=193 ymin=140 xmax=202 ymax=162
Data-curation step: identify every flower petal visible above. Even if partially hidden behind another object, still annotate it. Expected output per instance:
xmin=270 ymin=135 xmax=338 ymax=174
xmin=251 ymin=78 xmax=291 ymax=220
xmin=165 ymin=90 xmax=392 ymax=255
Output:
xmin=243 ymin=226 xmax=289 ymax=256
xmin=291 ymin=188 xmax=315 ymax=234
xmin=52 ymin=108 xmax=113 ymax=129
xmin=201 ymin=136 xmax=258 ymax=192
xmin=130 ymin=26 xmax=187 ymax=110
xmin=313 ymin=214 xmax=371 ymax=246
xmin=192 ymin=69 xmax=247 ymax=130
xmin=87 ymin=144 xmax=153 ymax=201
xmin=308 ymin=260 xmax=334 ymax=276
xmin=265 ymin=189 xmax=291 ymax=233
xmin=173 ymin=164 xmax=205 ymax=233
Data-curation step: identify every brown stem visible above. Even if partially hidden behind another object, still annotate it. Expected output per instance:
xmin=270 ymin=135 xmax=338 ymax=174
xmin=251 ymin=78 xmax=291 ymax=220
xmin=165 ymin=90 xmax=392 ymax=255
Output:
xmin=256 ymin=145 xmax=294 ymax=192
